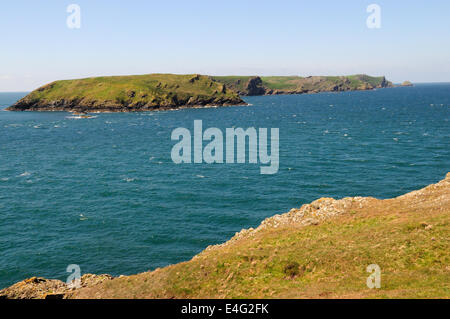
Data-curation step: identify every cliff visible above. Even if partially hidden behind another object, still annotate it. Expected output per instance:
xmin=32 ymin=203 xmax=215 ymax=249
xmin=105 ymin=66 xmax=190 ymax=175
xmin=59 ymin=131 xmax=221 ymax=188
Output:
xmin=7 ymin=74 xmax=395 ymax=112
xmin=1 ymin=173 xmax=449 ymax=299
xmin=6 ymin=74 xmax=246 ymax=113
xmin=212 ymin=74 xmax=394 ymax=96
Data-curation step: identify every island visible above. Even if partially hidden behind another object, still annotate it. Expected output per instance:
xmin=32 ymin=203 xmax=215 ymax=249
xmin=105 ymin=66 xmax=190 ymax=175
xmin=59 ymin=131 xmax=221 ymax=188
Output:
xmin=400 ymin=81 xmax=414 ymax=87
xmin=7 ymin=73 xmax=394 ymax=113
xmin=6 ymin=74 xmax=246 ymax=113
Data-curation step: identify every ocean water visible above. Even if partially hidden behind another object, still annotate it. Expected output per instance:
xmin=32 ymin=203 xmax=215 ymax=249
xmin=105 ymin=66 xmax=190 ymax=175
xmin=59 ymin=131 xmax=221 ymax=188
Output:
xmin=0 ymin=84 xmax=449 ymax=289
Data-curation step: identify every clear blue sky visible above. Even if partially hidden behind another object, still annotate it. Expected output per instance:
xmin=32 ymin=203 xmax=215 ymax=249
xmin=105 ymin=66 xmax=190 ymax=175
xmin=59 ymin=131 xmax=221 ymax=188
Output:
xmin=1 ymin=0 xmax=449 ymax=91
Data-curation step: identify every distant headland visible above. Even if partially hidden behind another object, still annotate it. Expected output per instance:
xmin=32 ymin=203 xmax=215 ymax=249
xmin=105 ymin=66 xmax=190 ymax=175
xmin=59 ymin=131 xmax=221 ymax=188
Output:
xmin=400 ymin=80 xmax=414 ymax=87
xmin=7 ymin=73 xmax=396 ymax=113
xmin=212 ymin=74 xmax=393 ymax=96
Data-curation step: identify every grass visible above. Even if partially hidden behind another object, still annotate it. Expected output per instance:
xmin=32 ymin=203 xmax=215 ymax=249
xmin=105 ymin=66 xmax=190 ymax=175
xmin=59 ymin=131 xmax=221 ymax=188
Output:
xmin=69 ymin=175 xmax=449 ymax=299
xmin=10 ymin=74 xmax=243 ymax=110
xmin=11 ymin=73 xmax=392 ymax=111
xmin=213 ymin=74 xmax=392 ymax=94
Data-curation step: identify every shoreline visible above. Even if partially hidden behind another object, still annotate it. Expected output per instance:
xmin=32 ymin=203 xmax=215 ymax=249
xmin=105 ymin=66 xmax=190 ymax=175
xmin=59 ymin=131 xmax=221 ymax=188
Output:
xmin=6 ymin=102 xmax=250 ymax=113
xmin=1 ymin=172 xmax=448 ymax=299
xmin=5 ymin=73 xmax=396 ymax=113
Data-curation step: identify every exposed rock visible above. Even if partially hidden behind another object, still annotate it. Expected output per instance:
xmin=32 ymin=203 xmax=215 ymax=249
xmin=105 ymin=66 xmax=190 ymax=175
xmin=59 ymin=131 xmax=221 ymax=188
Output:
xmin=213 ymin=74 xmax=394 ymax=96
xmin=0 ymin=274 xmax=113 ymax=299
xmin=201 ymin=196 xmax=377 ymax=254
xmin=245 ymin=76 xmax=266 ymax=96
xmin=202 ymin=172 xmax=450 ymax=254
xmin=189 ymin=74 xmax=200 ymax=83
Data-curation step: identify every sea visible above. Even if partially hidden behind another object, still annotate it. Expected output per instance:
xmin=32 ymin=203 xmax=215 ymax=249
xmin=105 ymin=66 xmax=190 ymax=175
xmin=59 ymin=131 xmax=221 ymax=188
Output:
xmin=0 ymin=84 xmax=449 ymax=289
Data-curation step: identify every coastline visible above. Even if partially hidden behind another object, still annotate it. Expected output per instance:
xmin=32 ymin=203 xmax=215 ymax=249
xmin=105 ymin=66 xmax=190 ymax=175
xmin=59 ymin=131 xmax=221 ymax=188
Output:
xmin=5 ymin=73 xmax=396 ymax=113
xmin=2 ymin=172 xmax=448 ymax=299
xmin=6 ymin=102 xmax=250 ymax=113
xmin=5 ymin=86 xmax=394 ymax=113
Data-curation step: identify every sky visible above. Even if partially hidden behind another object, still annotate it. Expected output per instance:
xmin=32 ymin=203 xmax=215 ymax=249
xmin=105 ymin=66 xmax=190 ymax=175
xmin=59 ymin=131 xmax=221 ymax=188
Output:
xmin=1 ymin=0 xmax=449 ymax=91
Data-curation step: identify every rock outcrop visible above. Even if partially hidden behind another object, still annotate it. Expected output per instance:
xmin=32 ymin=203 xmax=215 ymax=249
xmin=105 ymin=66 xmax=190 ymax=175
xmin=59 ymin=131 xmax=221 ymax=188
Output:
xmin=0 ymin=274 xmax=113 ymax=299
xmin=245 ymin=76 xmax=266 ymax=96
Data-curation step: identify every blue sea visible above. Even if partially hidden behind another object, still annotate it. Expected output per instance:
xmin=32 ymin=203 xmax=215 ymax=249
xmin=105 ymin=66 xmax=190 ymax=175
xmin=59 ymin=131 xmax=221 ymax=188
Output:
xmin=0 ymin=84 xmax=449 ymax=289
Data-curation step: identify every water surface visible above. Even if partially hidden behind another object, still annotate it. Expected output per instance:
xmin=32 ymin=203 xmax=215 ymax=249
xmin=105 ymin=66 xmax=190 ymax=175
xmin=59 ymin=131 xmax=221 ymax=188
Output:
xmin=0 ymin=85 xmax=449 ymax=288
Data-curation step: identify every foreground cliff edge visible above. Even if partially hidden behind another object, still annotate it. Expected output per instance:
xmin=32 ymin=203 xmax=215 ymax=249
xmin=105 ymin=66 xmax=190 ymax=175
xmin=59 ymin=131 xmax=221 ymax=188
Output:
xmin=6 ymin=73 xmax=394 ymax=113
xmin=2 ymin=173 xmax=449 ymax=299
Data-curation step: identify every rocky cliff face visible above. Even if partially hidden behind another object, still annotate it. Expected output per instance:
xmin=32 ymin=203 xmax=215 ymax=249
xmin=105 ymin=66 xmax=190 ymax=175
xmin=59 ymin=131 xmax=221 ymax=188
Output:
xmin=245 ymin=76 xmax=266 ymax=96
xmin=213 ymin=74 xmax=394 ymax=96
xmin=0 ymin=274 xmax=113 ymax=299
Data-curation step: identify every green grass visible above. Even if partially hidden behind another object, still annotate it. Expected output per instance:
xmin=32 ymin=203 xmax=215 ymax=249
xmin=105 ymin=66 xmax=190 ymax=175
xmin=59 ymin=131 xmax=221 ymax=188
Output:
xmin=5 ymin=176 xmax=446 ymax=299
xmin=10 ymin=74 xmax=243 ymax=111
xmin=213 ymin=74 xmax=392 ymax=95
xmin=259 ymin=76 xmax=301 ymax=90
xmin=11 ymin=73 xmax=393 ymax=111
xmin=70 ymin=177 xmax=450 ymax=299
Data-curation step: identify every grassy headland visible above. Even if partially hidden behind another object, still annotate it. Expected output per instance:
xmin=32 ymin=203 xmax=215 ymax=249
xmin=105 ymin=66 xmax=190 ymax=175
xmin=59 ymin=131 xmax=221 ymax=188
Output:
xmin=2 ymin=173 xmax=448 ymax=299
xmin=7 ymin=74 xmax=245 ymax=112
xmin=7 ymin=73 xmax=394 ymax=112
xmin=212 ymin=74 xmax=393 ymax=96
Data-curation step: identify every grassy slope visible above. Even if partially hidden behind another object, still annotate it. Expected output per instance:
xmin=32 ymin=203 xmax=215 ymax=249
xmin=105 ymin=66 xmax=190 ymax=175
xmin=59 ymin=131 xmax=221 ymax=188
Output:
xmin=212 ymin=74 xmax=392 ymax=95
xmin=8 ymin=74 xmax=244 ymax=111
xmin=9 ymin=73 xmax=392 ymax=111
xmin=69 ymin=173 xmax=449 ymax=299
